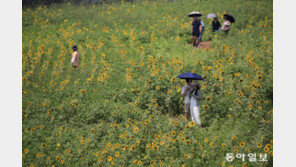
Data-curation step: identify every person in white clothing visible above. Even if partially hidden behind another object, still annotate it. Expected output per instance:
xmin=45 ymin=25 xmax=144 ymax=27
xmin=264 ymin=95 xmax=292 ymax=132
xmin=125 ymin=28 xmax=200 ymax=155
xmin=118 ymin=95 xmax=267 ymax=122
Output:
xmin=181 ymin=79 xmax=193 ymax=122
xmin=221 ymin=16 xmax=231 ymax=34
xmin=197 ymin=18 xmax=204 ymax=43
xmin=190 ymin=81 xmax=202 ymax=128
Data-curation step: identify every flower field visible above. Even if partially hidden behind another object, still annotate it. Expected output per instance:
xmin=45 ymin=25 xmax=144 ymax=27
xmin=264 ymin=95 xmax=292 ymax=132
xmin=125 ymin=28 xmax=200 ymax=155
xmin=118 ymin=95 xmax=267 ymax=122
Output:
xmin=22 ymin=0 xmax=273 ymax=166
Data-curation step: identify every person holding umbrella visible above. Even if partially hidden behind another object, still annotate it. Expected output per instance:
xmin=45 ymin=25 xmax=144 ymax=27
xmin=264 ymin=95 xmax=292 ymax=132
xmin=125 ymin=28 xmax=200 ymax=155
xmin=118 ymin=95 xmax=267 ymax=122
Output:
xmin=190 ymin=81 xmax=203 ymax=128
xmin=206 ymin=13 xmax=221 ymax=32
xmin=188 ymin=12 xmax=202 ymax=47
xmin=212 ymin=16 xmax=221 ymax=32
xmin=181 ymin=79 xmax=193 ymax=122
xmin=191 ymin=16 xmax=202 ymax=47
xmin=178 ymin=73 xmax=204 ymax=123
xmin=221 ymin=14 xmax=235 ymax=34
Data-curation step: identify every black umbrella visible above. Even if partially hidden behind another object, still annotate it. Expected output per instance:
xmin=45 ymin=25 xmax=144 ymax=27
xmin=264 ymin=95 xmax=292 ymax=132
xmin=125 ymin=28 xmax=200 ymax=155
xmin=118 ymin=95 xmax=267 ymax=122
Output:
xmin=188 ymin=11 xmax=202 ymax=17
xmin=223 ymin=13 xmax=235 ymax=23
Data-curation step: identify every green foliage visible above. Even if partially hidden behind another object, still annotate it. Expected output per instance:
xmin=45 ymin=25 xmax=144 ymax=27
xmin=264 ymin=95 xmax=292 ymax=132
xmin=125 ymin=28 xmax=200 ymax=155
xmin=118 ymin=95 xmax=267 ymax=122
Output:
xmin=22 ymin=0 xmax=273 ymax=166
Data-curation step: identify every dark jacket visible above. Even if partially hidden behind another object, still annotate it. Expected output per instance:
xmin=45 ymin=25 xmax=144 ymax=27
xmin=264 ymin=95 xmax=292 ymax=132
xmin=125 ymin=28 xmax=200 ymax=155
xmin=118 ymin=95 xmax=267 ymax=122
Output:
xmin=192 ymin=20 xmax=201 ymax=33
xmin=212 ymin=20 xmax=221 ymax=31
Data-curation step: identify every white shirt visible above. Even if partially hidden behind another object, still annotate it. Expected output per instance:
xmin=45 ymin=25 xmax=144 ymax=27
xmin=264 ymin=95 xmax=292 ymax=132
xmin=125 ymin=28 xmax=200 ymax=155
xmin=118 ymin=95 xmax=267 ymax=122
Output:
xmin=201 ymin=21 xmax=204 ymax=27
xmin=182 ymin=85 xmax=192 ymax=104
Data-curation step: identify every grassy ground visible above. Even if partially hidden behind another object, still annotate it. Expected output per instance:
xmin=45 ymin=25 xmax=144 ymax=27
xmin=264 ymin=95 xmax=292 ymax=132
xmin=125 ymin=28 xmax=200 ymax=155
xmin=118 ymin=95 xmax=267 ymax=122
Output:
xmin=22 ymin=0 xmax=273 ymax=166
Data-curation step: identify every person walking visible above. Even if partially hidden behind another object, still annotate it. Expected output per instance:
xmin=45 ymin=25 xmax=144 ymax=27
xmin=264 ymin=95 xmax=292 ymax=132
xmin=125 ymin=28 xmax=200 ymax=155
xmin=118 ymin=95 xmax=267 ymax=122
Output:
xmin=212 ymin=17 xmax=221 ymax=32
xmin=221 ymin=16 xmax=231 ymax=34
xmin=191 ymin=16 xmax=202 ymax=47
xmin=190 ymin=81 xmax=202 ymax=127
xmin=71 ymin=45 xmax=79 ymax=68
xmin=182 ymin=79 xmax=193 ymax=122
xmin=198 ymin=18 xmax=205 ymax=44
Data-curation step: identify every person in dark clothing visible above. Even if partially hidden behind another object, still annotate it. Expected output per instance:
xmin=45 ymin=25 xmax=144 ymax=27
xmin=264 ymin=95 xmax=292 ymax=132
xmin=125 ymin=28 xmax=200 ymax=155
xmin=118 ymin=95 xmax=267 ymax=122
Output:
xmin=191 ymin=16 xmax=202 ymax=47
xmin=212 ymin=17 xmax=221 ymax=32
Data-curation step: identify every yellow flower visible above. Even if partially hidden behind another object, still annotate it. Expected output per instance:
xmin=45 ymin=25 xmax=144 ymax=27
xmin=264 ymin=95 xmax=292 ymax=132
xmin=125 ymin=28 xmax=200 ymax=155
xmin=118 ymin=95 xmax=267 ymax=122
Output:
xmin=115 ymin=152 xmax=120 ymax=157
xmin=248 ymin=104 xmax=252 ymax=110
xmin=171 ymin=77 xmax=176 ymax=82
xmin=24 ymin=149 xmax=29 ymax=153
xmin=266 ymin=144 xmax=272 ymax=149
xmin=57 ymin=143 xmax=60 ymax=147
xmin=107 ymin=156 xmax=112 ymax=161
xmin=134 ymin=127 xmax=139 ymax=133
xmin=204 ymin=138 xmax=209 ymax=142
xmin=56 ymin=156 xmax=61 ymax=161
xmin=171 ymin=131 xmax=176 ymax=135
xmin=240 ymin=142 xmax=245 ymax=147
xmin=186 ymin=140 xmax=190 ymax=144
xmin=41 ymin=143 xmax=46 ymax=148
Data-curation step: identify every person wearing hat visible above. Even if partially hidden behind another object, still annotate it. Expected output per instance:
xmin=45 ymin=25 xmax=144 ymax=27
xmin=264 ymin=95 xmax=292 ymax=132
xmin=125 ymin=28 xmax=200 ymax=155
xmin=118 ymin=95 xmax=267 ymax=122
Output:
xmin=212 ymin=17 xmax=221 ymax=32
xmin=191 ymin=16 xmax=202 ymax=47
xmin=71 ymin=45 xmax=79 ymax=68
xmin=190 ymin=81 xmax=203 ymax=127
xmin=182 ymin=79 xmax=193 ymax=122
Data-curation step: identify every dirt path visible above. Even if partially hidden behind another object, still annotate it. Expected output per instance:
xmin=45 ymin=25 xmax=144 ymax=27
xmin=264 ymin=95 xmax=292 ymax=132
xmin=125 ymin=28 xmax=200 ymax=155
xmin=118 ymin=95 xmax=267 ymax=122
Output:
xmin=188 ymin=41 xmax=211 ymax=49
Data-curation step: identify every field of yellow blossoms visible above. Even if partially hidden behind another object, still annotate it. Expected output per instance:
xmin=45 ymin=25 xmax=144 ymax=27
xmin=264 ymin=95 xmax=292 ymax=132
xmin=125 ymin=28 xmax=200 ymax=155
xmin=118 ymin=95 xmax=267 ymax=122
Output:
xmin=22 ymin=0 xmax=273 ymax=166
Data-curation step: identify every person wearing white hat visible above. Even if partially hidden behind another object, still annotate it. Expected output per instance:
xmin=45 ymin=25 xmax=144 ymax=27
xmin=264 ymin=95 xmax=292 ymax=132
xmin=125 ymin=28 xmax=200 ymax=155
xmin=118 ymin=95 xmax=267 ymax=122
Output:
xmin=190 ymin=81 xmax=203 ymax=127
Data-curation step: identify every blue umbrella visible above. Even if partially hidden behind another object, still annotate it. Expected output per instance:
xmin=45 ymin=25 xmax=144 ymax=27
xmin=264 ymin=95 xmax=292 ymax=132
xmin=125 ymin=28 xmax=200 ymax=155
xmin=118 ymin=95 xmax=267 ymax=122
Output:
xmin=177 ymin=73 xmax=204 ymax=80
